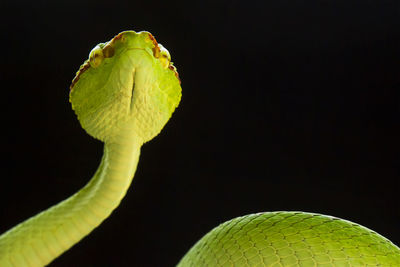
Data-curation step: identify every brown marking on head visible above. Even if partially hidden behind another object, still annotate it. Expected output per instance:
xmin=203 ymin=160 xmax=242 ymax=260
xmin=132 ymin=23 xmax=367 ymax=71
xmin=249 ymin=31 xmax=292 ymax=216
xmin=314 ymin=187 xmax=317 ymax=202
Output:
xmin=168 ymin=64 xmax=181 ymax=84
xmin=112 ymin=32 xmax=125 ymax=42
xmin=70 ymin=61 xmax=91 ymax=91
xmin=147 ymin=32 xmax=158 ymax=46
xmin=105 ymin=33 xmax=124 ymax=50
xmin=145 ymin=32 xmax=160 ymax=58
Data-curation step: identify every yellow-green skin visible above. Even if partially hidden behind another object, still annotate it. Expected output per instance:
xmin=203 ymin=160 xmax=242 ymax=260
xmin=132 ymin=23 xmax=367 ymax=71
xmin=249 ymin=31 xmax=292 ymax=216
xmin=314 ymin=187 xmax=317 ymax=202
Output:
xmin=0 ymin=31 xmax=399 ymax=267
xmin=178 ymin=212 xmax=400 ymax=266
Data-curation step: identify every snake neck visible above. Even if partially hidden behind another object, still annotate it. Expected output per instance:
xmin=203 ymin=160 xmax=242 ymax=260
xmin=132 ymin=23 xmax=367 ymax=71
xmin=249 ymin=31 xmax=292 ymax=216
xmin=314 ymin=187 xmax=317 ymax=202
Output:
xmin=84 ymin=132 xmax=143 ymax=213
xmin=75 ymin=131 xmax=143 ymax=223
xmin=0 ymin=130 xmax=143 ymax=267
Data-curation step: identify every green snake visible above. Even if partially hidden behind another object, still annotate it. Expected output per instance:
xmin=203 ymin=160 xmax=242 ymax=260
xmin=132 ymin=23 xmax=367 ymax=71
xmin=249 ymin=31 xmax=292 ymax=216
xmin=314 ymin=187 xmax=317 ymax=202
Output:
xmin=0 ymin=30 xmax=399 ymax=267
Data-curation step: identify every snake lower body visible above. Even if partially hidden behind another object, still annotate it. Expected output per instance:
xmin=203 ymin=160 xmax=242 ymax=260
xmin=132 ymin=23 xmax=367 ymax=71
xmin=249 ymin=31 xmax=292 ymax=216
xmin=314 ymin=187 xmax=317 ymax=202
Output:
xmin=178 ymin=211 xmax=400 ymax=266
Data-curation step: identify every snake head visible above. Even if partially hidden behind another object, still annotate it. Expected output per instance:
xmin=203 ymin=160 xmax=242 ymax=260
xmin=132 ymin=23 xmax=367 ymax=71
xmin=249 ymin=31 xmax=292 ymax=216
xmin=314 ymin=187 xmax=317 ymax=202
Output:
xmin=70 ymin=31 xmax=181 ymax=143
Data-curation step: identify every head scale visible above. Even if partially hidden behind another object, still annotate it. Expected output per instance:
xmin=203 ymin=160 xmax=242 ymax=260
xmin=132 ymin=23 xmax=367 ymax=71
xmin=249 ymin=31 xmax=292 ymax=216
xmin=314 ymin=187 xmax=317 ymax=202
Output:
xmin=70 ymin=31 xmax=181 ymax=143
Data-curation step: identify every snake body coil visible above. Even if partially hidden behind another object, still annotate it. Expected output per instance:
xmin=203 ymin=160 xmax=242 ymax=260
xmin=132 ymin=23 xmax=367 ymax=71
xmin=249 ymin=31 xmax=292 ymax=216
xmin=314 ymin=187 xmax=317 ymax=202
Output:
xmin=178 ymin=212 xmax=400 ymax=266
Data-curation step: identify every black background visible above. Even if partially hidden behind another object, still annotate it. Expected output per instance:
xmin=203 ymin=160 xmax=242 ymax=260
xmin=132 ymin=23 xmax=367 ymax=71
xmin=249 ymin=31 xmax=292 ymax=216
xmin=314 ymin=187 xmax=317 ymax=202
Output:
xmin=1 ymin=1 xmax=400 ymax=266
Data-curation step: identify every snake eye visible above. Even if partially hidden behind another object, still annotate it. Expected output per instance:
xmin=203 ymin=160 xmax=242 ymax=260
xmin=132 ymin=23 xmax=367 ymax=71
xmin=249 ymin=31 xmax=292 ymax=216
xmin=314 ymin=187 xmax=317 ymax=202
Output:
xmin=89 ymin=45 xmax=104 ymax=68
